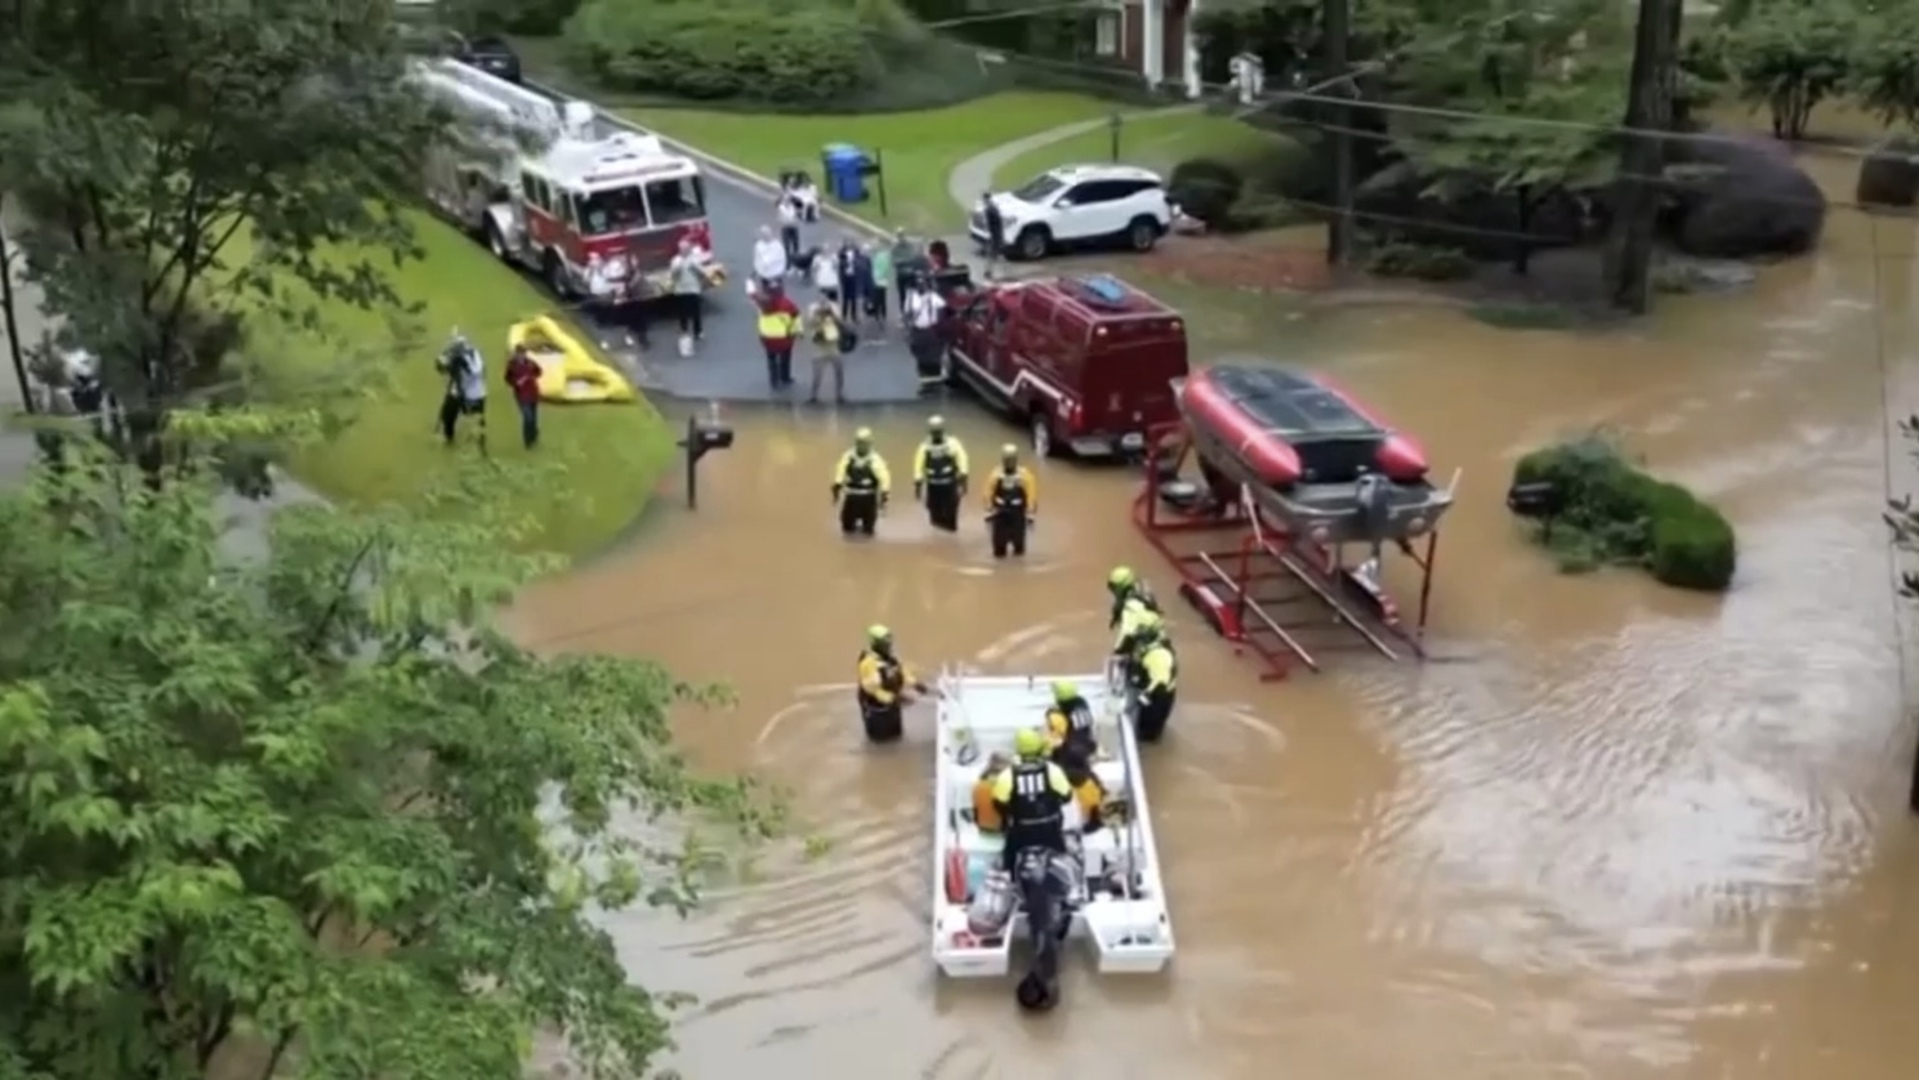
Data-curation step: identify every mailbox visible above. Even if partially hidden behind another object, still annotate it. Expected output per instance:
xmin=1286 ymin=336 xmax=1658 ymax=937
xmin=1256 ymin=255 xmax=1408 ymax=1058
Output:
xmin=680 ymin=414 xmax=735 ymax=510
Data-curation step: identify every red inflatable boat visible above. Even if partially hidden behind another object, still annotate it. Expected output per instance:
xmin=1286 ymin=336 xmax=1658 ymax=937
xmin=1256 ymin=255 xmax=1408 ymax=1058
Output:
xmin=1178 ymin=365 xmax=1427 ymax=487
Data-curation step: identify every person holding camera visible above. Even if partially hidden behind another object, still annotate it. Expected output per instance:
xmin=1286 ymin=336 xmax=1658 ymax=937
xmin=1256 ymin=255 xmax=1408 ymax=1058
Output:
xmin=436 ymin=330 xmax=486 ymax=446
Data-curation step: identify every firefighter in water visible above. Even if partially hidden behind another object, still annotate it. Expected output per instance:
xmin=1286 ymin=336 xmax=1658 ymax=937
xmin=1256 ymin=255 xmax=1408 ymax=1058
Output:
xmin=989 ymin=729 xmax=1076 ymax=871
xmin=832 ymin=427 xmax=892 ymax=537
xmin=1131 ymin=627 xmax=1179 ymax=742
xmin=912 ymin=415 xmax=969 ymax=532
xmin=1044 ymin=680 xmax=1105 ymax=830
xmin=983 ymin=444 xmax=1038 ymax=559
xmin=1106 ymin=566 xmax=1161 ymax=630
xmin=855 ymin=624 xmax=926 ymax=741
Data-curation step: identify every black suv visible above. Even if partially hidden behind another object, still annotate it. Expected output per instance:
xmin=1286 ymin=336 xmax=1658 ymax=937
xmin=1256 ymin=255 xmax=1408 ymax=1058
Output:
xmin=453 ymin=35 xmax=521 ymax=84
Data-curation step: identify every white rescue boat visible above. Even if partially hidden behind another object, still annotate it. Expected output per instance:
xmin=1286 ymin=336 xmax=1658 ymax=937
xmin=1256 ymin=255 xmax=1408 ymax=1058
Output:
xmin=929 ymin=669 xmax=1175 ymax=993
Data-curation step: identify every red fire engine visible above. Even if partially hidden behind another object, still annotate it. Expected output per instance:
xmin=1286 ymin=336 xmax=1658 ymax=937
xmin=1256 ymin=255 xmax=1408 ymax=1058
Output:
xmin=416 ymin=59 xmax=723 ymax=305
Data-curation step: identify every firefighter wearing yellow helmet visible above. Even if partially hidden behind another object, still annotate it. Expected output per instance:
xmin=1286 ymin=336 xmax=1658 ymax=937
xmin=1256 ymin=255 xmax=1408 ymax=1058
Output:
xmin=1124 ymin=611 xmax=1178 ymax=743
xmin=989 ymin=728 xmax=1074 ymax=870
xmin=832 ymin=427 xmax=892 ymax=537
xmin=855 ymin=624 xmax=925 ymax=741
xmin=912 ymin=414 xmax=970 ymax=532
xmin=983 ymin=443 xmax=1037 ymax=558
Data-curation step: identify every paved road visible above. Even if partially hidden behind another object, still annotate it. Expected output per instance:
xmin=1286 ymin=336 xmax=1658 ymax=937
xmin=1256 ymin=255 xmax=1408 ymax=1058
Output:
xmin=563 ymin=108 xmax=931 ymax=405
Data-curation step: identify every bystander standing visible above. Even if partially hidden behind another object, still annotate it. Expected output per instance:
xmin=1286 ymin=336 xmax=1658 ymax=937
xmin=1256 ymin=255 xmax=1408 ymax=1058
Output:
xmin=504 ymin=345 xmax=541 ymax=449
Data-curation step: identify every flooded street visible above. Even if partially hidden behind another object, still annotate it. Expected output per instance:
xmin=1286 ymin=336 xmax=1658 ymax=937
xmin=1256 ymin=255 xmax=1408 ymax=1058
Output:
xmin=512 ymin=152 xmax=1919 ymax=1079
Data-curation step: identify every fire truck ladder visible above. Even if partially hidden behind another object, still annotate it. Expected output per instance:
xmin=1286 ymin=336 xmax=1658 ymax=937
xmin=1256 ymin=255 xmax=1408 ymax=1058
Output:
xmin=1131 ymin=423 xmax=1442 ymax=681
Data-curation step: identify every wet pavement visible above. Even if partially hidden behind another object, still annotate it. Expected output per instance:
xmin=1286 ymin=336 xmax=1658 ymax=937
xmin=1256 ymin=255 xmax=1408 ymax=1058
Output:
xmin=557 ymin=103 xmax=930 ymax=404
xmin=508 ymin=148 xmax=1919 ymax=1078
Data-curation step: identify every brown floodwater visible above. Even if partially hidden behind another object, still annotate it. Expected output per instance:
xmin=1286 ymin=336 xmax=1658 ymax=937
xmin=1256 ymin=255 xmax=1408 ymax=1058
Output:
xmin=512 ymin=151 xmax=1919 ymax=1079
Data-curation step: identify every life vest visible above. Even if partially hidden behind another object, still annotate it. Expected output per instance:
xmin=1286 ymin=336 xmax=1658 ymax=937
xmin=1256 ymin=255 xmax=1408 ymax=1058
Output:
xmin=856 ymin=648 xmax=903 ymax=709
xmin=842 ymin=452 xmax=880 ymax=495
xmin=1004 ymin=760 xmax=1064 ymax=829
xmin=1051 ymin=699 xmax=1098 ymax=757
xmin=757 ymin=309 xmax=797 ymax=340
xmin=990 ymin=470 xmax=1028 ymax=512
xmin=921 ymin=441 xmax=960 ymax=484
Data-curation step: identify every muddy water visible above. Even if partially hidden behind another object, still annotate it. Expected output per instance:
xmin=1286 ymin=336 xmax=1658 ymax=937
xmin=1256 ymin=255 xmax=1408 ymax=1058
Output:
xmin=513 ymin=153 xmax=1919 ymax=1079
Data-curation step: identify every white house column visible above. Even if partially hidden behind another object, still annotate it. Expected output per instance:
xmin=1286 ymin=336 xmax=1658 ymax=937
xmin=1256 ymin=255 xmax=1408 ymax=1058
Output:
xmin=1142 ymin=0 xmax=1163 ymax=86
xmin=1184 ymin=0 xmax=1203 ymax=98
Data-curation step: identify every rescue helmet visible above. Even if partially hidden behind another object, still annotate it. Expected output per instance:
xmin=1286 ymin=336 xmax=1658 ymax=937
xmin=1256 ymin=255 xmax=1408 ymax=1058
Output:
xmin=927 ymin=414 xmax=945 ymax=432
xmin=1013 ymin=728 xmax=1047 ymax=757
xmin=1131 ymin=609 xmax=1166 ymax=642
xmin=854 ymin=427 xmax=874 ymax=450
xmin=1051 ymin=679 xmax=1079 ymax=704
xmin=1108 ymin=566 xmax=1136 ymax=590
xmin=866 ymin=624 xmax=891 ymax=646
xmin=1000 ymin=443 xmax=1018 ymax=464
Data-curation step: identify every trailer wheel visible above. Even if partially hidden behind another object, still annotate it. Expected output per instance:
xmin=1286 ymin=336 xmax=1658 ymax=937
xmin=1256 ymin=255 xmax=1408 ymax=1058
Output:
xmin=485 ymin=220 xmax=508 ymax=261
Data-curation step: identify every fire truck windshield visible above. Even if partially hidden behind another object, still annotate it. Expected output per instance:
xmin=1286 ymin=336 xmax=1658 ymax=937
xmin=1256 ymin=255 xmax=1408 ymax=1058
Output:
xmin=575 ymin=175 xmax=706 ymax=236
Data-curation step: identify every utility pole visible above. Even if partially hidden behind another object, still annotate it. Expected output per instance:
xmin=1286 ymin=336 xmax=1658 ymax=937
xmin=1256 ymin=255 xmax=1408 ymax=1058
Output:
xmin=1605 ymin=0 xmax=1681 ymax=313
xmin=1323 ymin=0 xmax=1356 ymax=266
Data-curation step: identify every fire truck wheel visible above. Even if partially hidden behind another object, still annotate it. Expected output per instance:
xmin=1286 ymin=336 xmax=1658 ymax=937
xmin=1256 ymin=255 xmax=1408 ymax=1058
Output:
xmin=1029 ymin=413 xmax=1058 ymax=459
xmin=485 ymin=221 xmax=507 ymax=261
xmin=541 ymin=249 xmax=571 ymax=299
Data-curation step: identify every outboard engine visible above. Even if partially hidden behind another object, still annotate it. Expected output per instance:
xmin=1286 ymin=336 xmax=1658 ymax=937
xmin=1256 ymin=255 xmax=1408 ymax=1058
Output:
xmin=1011 ymin=846 xmax=1079 ymax=1012
xmin=1353 ymin=472 xmax=1393 ymax=544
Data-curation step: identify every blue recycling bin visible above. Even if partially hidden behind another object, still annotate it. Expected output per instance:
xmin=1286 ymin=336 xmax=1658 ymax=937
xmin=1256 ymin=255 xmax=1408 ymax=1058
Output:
xmin=821 ymin=143 xmax=870 ymax=204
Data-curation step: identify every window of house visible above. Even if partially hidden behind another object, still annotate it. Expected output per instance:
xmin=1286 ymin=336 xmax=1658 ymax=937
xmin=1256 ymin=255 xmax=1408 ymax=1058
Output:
xmin=1095 ymin=11 xmax=1119 ymax=57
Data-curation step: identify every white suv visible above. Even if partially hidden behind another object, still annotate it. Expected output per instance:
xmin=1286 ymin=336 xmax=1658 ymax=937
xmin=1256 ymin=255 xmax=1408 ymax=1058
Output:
xmin=970 ymin=164 xmax=1172 ymax=261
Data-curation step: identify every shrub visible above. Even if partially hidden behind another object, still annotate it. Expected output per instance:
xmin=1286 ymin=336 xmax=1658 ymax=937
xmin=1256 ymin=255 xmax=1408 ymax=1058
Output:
xmin=1168 ymin=157 xmax=1244 ymax=227
xmin=564 ymin=0 xmax=881 ymax=106
xmin=1364 ymin=242 xmax=1474 ymax=282
xmin=1510 ymin=436 xmax=1737 ymax=591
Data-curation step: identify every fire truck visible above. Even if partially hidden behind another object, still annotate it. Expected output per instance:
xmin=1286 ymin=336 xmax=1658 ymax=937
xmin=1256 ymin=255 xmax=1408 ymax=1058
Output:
xmin=414 ymin=59 xmax=721 ymax=305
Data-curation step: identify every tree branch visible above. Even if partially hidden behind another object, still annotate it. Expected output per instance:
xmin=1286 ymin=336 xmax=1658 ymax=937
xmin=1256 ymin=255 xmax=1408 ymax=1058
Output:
xmin=255 ymin=1026 xmax=300 ymax=1080
xmin=306 ymin=535 xmax=378 ymax=650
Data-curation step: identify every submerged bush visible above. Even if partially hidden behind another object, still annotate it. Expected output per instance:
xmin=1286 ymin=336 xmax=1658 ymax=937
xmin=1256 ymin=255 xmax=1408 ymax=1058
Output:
xmin=1365 ymin=242 xmax=1474 ymax=282
xmin=1510 ymin=437 xmax=1737 ymax=591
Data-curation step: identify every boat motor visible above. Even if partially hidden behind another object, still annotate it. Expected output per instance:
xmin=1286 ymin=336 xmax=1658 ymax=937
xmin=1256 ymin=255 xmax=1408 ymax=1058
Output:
xmin=1012 ymin=846 xmax=1079 ymax=1012
xmin=1353 ymin=472 xmax=1394 ymax=544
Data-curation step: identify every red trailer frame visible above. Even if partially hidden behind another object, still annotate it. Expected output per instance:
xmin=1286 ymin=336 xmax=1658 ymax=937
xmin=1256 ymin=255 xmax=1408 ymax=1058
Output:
xmin=1131 ymin=422 xmax=1441 ymax=681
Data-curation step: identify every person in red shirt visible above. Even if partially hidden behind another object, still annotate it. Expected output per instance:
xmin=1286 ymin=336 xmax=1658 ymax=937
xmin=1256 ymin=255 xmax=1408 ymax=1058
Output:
xmin=504 ymin=345 xmax=542 ymax=448
xmin=755 ymin=286 xmax=802 ymax=390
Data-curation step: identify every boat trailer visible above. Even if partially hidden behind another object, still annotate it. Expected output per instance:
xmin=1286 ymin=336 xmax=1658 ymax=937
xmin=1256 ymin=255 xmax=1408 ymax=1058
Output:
xmin=1131 ymin=421 xmax=1446 ymax=681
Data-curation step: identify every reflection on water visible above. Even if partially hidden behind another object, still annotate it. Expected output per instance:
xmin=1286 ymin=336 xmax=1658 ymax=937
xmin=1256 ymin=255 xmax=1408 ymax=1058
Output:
xmin=511 ymin=153 xmax=1919 ymax=1079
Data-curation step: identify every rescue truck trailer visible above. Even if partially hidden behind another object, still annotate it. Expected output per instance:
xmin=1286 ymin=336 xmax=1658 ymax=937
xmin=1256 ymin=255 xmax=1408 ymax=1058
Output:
xmin=1134 ymin=418 xmax=1452 ymax=681
xmin=415 ymin=59 xmax=721 ymax=306
xmin=930 ymin=669 xmax=1175 ymax=980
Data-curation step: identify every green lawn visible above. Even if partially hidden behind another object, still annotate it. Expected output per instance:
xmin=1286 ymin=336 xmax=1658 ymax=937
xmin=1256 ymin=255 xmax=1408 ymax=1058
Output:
xmin=231 ymin=215 xmax=676 ymax=559
xmin=620 ymin=93 xmax=1132 ymax=233
xmin=992 ymin=110 xmax=1305 ymax=189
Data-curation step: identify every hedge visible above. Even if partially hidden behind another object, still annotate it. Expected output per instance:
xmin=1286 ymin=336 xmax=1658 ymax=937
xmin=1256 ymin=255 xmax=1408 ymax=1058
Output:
xmin=1510 ymin=437 xmax=1737 ymax=592
xmin=564 ymin=0 xmax=882 ymax=106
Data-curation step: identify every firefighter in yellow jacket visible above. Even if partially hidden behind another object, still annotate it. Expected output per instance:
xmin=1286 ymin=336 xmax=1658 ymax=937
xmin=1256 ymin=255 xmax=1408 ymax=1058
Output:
xmin=983 ymin=444 xmax=1037 ymax=559
xmin=988 ymin=729 xmax=1100 ymax=869
xmin=912 ymin=415 xmax=970 ymax=532
xmin=856 ymin=624 xmax=925 ymax=742
xmin=1130 ymin=634 xmax=1177 ymax=742
xmin=832 ymin=427 xmax=892 ymax=537
xmin=1043 ymin=680 xmax=1106 ymax=829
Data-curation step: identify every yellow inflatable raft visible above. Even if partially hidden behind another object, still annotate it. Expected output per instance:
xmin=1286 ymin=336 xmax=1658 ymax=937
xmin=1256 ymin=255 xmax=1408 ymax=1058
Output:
xmin=507 ymin=315 xmax=636 ymax=404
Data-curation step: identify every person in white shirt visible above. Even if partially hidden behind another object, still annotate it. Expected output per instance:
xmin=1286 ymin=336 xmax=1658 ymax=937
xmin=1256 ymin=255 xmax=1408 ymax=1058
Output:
xmin=668 ymin=239 xmax=707 ymax=350
xmin=902 ymin=277 xmax=947 ymax=383
xmin=792 ymin=176 xmax=821 ymax=222
xmin=776 ymin=196 xmax=802 ymax=268
xmin=812 ymin=244 xmax=841 ymax=302
xmin=752 ymin=225 xmax=787 ymax=293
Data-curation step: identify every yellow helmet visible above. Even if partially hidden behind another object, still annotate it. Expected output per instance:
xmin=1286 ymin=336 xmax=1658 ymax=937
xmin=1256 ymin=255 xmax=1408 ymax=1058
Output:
xmin=1000 ymin=443 xmax=1018 ymax=464
xmin=928 ymin=415 xmax=945 ymax=431
xmin=1013 ymin=728 xmax=1047 ymax=757
xmin=866 ymin=624 xmax=891 ymax=645
xmin=1108 ymin=566 xmax=1135 ymax=589
xmin=855 ymin=427 xmax=874 ymax=444
xmin=1051 ymin=679 xmax=1078 ymax=704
